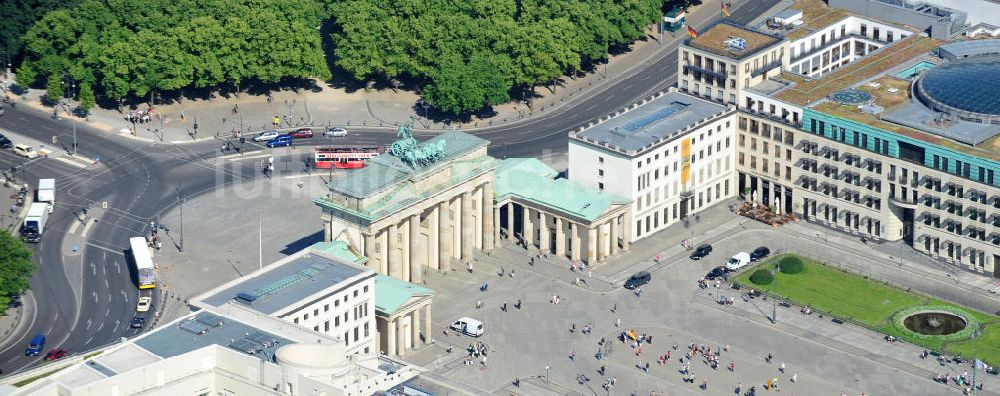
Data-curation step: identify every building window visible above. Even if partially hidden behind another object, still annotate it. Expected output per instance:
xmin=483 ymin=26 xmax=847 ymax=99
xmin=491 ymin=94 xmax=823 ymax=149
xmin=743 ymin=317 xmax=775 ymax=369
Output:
xmin=324 ymin=304 xmax=329 ymax=312
xmin=598 ymin=169 xmax=604 ymax=177
xmin=304 ymin=313 xmax=309 ymax=320
xmin=636 ymin=221 xmax=642 ymax=236
xmin=364 ymin=322 xmax=369 ymax=337
xmin=599 ymin=156 xmax=604 ymax=164
xmin=598 ymin=182 xmax=604 ymax=190
xmin=738 ymin=152 xmax=745 ymax=165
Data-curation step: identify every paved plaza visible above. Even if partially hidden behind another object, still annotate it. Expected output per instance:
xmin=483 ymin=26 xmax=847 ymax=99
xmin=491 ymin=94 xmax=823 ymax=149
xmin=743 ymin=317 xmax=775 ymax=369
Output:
xmin=147 ymin=158 xmax=1000 ymax=395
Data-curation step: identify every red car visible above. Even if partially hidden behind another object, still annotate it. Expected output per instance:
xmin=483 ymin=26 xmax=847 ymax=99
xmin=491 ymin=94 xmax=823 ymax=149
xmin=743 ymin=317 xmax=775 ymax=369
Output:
xmin=289 ymin=128 xmax=314 ymax=138
xmin=44 ymin=348 xmax=67 ymax=361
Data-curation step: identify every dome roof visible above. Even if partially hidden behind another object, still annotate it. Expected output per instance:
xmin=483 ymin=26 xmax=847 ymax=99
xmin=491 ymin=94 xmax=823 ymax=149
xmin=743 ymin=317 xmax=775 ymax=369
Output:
xmin=916 ymin=55 xmax=1000 ymax=118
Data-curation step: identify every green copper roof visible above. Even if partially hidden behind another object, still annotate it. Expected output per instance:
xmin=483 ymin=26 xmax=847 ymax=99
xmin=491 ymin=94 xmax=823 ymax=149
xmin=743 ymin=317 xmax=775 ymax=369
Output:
xmin=374 ymin=274 xmax=434 ymax=316
xmin=327 ymin=131 xmax=490 ymax=199
xmin=309 ymin=241 xmax=367 ymax=265
xmin=495 ymin=158 xmax=630 ymax=223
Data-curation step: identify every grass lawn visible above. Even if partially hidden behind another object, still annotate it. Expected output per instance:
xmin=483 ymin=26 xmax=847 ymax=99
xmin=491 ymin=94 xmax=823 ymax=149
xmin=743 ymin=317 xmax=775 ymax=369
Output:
xmin=736 ymin=254 xmax=1000 ymax=365
xmin=736 ymin=255 xmax=924 ymax=326
xmin=949 ymin=325 xmax=1000 ymax=365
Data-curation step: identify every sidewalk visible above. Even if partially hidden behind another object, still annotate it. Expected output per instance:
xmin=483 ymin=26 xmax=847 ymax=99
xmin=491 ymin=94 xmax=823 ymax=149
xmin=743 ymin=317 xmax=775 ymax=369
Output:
xmin=2 ymin=0 xmax=769 ymax=146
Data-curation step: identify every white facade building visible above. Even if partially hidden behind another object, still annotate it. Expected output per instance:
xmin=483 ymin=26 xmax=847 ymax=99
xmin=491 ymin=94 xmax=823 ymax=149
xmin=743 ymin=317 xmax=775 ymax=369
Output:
xmin=192 ymin=242 xmax=379 ymax=357
xmin=569 ymin=90 xmax=738 ymax=242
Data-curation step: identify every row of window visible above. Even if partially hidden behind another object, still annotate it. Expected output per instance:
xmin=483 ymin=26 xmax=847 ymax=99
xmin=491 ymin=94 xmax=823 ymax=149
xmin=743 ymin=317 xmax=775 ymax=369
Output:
xmin=808 ymin=118 xmax=998 ymax=189
xmin=634 ymin=181 xmax=730 ymax=238
xmin=739 ymin=117 xmax=795 ymax=146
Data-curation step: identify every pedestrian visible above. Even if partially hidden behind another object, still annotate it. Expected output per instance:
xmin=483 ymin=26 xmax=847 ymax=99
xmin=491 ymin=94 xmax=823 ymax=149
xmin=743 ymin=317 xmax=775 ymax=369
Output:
xmin=616 ymin=318 xmax=621 ymax=327
xmin=766 ymin=353 xmax=773 ymax=364
xmin=701 ymin=378 xmax=708 ymax=390
xmin=588 ymin=269 xmax=592 ymax=278
xmin=772 ymin=377 xmax=779 ymax=390
xmin=501 ymin=302 xmax=507 ymax=312
xmin=736 ymin=382 xmax=743 ymax=394
xmin=636 ymin=287 xmax=642 ymax=298
xmin=666 ymin=351 xmax=671 ymax=361
xmin=729 ymin=361 xmax=735 ymax=372
xmin=767 ymin=378 xmax=773 ymax=390
xmin=792 ymin=373 xmax=797 ymax=383
xmin=611 ymin=303 xmax=617 ymax=313
xmin=570 ymin=351 xmax=575 ymax=361
xmin=780 ymin=361 xmax=785 ymax=373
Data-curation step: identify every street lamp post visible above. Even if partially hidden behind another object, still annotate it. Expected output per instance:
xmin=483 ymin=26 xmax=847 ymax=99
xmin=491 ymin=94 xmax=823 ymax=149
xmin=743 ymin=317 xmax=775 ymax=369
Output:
xmin=544 ymin=365 xmax=550 ymax=386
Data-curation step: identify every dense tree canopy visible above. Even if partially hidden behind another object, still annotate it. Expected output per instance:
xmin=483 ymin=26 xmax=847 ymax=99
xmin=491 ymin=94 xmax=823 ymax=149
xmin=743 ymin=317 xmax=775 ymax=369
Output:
xmin=17 ymin=0 xmax=331 ymax=102
xmin=328 ymin=0 xmax=663 ymax=114
xmin=0 ymin=0 xmax=83 ymax=68
xmin=0 ymin=230 xmax=36 ymax=310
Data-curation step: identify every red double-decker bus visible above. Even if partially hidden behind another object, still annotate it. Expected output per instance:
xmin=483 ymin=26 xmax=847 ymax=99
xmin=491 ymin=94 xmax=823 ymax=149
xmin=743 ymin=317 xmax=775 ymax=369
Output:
xmin=314 ymin=146 xmax=381 ymax=169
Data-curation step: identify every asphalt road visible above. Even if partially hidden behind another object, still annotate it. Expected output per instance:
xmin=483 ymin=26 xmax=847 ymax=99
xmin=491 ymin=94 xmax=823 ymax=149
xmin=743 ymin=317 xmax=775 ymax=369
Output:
xmin=0 ymin=0 xmax=780 ymax=375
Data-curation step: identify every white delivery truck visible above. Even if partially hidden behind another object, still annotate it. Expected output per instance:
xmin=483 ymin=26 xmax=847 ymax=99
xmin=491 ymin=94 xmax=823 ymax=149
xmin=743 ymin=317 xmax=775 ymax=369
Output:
xmin=37 ymin=178 xmax=55 ymax=211
xmin=21 ymin=202 xmax=50 ymax=243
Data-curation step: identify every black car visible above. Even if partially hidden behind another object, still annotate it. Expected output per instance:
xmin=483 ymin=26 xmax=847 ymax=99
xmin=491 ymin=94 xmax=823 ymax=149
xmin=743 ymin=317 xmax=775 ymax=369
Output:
xmin=0 ymin=134 xmax=12 ymax=149
xmin=705 ymin=266 xmax=732 ymax=280
xmin=624 ymin=271 xmax=651 ymax=289
xmin=130 ymin=316 xmax=146 ymax=329
xmin=689 ymin=244 xmax=713 ymax=260
xmin=750 ymin=246 xmax=771 ymax=262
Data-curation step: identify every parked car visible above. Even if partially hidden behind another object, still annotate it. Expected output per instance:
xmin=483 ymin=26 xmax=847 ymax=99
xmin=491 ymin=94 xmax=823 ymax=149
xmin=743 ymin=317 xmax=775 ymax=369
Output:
xmin=725 ymin=252 xmax=752 ymax=271
xmin=44 ymin=348 xmax=68 ymax=361
xmin=266 ymin=134 xmax=293 ymax=148
xmin=0 ymin=133 xmax=13 ymax=149
xmin=13 ymin=144 xmax=38 ymax=159
xmin=253 ymin=130 xmax=280 ymax=142
xmin=130 ymin=316 xmax=147 ymax=329
xmin=750 ymin=246 xmax=771 ymax=262
xmin=324 ymin=127 xmax=348 ymax=138
xmin=25 ymin=334 xmax=45 ymax=356
xmin=705 ymin=266 xmax=732 ymax=280
xmin=289 ymin=128 xmax=314 ymax=138
xmin=136 ymin=296 xmax=152 ymax=312
xmin=624 ymin=271 xmax=651 ymax=289
xmin=689 ymin=244 xmax=713 ymax=260
xmin=450 ymin=317 xmax=484 ymax=337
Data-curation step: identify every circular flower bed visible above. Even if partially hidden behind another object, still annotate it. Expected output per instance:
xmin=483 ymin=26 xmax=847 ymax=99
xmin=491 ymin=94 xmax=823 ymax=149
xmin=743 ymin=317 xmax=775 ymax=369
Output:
xmin=891 ymin=305 xmax=979 ymax=343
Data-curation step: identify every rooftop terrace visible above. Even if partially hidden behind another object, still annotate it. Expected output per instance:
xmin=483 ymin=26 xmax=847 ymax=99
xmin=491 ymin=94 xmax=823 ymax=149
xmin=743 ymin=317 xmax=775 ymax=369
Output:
xmin=783 ymin=0 xmax=850 ymax=40
xmin=687 ymin=22 xmax=784 ymax=60
xmin=776 ymin=34 xmax=940 ymax=105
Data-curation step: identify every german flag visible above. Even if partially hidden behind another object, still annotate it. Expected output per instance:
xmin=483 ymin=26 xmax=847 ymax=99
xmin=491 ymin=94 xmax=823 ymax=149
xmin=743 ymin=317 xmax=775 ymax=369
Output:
xmin=722 ymin=2 xmax=731 ymax=17
xmin=687 ymin=25 xmax=698 ymax=39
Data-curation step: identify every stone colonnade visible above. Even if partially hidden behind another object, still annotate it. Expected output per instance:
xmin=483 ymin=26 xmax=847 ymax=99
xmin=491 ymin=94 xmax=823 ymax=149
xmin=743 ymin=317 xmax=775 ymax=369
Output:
xmin=500 ymin=201 xmax=629 ymax=264
xmin=363 ymin=181 xmax=494 ymax=282
xmin=382 ymin=304 xmax=431 ymax=357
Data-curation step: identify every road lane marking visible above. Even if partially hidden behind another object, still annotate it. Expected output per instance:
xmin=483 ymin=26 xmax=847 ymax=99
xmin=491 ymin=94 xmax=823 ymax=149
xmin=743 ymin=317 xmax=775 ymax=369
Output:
xmin=86 ymin=242 xmax=123 ymax=256
xmin=67 ymin=218 xmax=82 ymax=235
xmin=219 ymin=150 xmax=263 ymax=159
xmin=112 ymin=320 xmax=121 ymax=333
xmin=53 ymin=156 xmax=88 ymax=169
xmin=80 ymin=219 xmax=97 ymax=238
xmin=281 ymin=173 xmax=325 ymax=179
xmin=86 ymin=318 xmax=92 ymax=330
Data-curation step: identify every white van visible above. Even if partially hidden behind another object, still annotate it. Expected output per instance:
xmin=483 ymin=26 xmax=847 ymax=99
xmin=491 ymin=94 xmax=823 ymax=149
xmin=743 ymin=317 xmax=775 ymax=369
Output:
xmin=725 ymin=252 xmax=752 ymax=271
xmin=449 ymin=317 xmax=484 ymax=337
xmin=13 ymin=144 xmax=37 ymax=159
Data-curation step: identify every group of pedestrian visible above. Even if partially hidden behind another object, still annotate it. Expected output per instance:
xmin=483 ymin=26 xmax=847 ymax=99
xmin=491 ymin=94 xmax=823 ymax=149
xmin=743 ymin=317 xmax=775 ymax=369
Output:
xmin=126 ymin=108 xmax=155 ymax=124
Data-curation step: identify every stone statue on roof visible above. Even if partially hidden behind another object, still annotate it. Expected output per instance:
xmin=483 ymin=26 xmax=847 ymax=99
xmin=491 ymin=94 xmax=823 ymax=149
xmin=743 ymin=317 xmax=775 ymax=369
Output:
xmin=389 ymin=121 xmax=446 ymax=168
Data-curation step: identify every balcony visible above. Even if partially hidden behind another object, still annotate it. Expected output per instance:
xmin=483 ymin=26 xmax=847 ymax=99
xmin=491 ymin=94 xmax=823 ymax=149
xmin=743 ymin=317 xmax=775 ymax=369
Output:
xmin=889 ymin=195 xmax=919 ymax=209
xmin=750 ymin=59 xmax=783 ymax=78
xmin=683 ymin=64 xmax=727 ymax=81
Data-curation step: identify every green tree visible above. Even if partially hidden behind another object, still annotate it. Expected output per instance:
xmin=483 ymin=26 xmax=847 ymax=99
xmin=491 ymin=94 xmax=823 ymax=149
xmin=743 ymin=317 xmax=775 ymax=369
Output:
xmin=45 ymin=73 xmax=63 ymax=103
xmin=0 ymin=230 xmax=36 ymax=310
xmin=78 ymin=83 xmax=95 ymax=113
xmin=15 ymin=60 xmax=38 ymax=88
